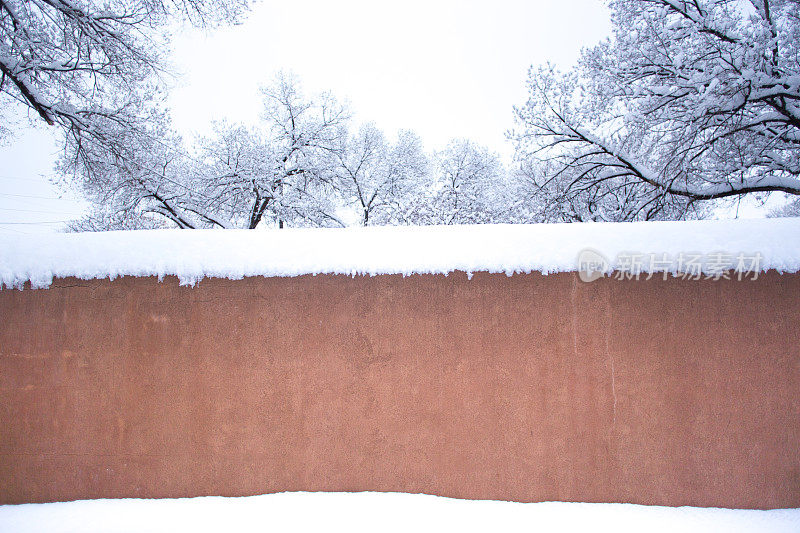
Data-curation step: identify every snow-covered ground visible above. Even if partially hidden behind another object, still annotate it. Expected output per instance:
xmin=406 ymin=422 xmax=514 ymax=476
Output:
xmin=0 ymin=493 xmax=800 ymax=533
xmin=0 ymin=493 xmax=798 ymax=533
xmin=1 ymin=218 xmax=799 ymax=289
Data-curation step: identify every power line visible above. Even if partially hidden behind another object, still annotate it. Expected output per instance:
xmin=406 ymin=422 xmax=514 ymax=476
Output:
xmin=0 ymin=226 xmax=30 ymax=235
xmin=0 ymin=192 xmax=75 ymax=201
xmin=0 ymin=207 xmax=82 ymax=215
xmin=0 ymin=174 xmax=58 ymax=182
xmin=0 ymin=220 xmax=71 ymax=225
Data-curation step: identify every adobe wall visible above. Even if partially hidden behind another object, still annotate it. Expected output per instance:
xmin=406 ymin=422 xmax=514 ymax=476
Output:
xmin=0 ymin=272 xmax=798 ymax=508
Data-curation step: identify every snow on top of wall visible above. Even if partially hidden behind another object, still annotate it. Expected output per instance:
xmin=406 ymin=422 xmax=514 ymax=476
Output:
xmin=1 ymin=218 xmax=799 ymax=289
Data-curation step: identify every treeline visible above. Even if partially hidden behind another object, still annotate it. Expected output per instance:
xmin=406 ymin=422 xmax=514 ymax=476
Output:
xmin=5 ymin=0 xmax=798 ymax=228
xmin=67 ymin=75 xmax=538 ymax=231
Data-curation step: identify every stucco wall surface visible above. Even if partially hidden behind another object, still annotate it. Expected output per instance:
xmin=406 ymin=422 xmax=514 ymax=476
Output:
xmin=0 ymin=272 xmax=798 ymax=508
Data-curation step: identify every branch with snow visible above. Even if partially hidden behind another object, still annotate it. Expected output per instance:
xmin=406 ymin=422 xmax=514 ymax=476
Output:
xmin=512 ymin=0 xmax=800 ymax=222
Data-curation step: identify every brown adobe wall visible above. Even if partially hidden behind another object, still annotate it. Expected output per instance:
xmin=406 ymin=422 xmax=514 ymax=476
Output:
xmin=0 ymin=272 xmax=798 ymax=508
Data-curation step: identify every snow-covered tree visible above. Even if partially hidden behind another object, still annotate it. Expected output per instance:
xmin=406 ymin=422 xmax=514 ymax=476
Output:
xmin=512 ymin=0 xmax=800 ymax=221
xmin=69 ymin=75 xmax=350 ymax=230
xmin=769 ymin=197 xmax=800 ymax=217
xmin=188 ymin=122 xmax=272 ymax=229
xmin=426 ymin=139 xmax=507 ymax=225
xmin=375 ymin=131 xmax=437 ymax=226
xmin=333 ymin=124 xmax=430 ymax=226
xmin=64 ymin=109 xmax=212 ymax=231
xmin=1 ymin=1 xmax=249 ymax=177
xmin=256 ymin=74 xmax=348 ymax=228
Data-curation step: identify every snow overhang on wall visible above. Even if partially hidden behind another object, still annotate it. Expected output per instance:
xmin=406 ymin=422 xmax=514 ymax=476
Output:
xmin=1 ymin=218 xmax=799 ymax=289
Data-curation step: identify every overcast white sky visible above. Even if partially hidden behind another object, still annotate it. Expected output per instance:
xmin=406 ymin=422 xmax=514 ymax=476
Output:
xmin=167 ymin=0 xmax=612 ymax=155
